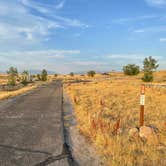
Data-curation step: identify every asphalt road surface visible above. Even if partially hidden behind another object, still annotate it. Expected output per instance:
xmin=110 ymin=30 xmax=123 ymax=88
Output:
xmin=0 ymin=81 xmax=70 ymax=166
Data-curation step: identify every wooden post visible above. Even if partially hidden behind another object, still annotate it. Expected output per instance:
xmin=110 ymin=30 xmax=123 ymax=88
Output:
xmin=140 ymin=85 xmax=145 ymax=126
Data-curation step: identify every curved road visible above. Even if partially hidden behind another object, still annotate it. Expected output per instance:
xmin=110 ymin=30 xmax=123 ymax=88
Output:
xmin=0 ymin=81 xmax=70 ymax=166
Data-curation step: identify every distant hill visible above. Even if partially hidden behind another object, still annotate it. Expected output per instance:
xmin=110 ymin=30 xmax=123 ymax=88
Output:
xmin=29 ymin=69 xmax=55 ymax=75
xmin=0 ymin=69 xmax=55 ymax=75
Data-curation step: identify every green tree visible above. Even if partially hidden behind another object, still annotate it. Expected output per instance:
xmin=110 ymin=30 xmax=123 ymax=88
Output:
xmin=87 ymin=70 xmax=96 ymax=77
xmin=142 ymin=56 xmax=159 ymax=82
xmin=7 ymin=67 xmax=18 ymax=86
xmin=54 ymin=73 xmax=58 ymax=77
xmin=41 ymin=69 xmax=48 ymax=81
xmin=21 ymin=70 xmax=29 ymax=85
xmin=70 ymin=72 xmax=74 ymax=77
xmin=123 ymin=64 xmax=140 ymax=75
xmin=143 ymin=56 xmax=159 ymax=72
xmin=37 ymin=74 xmax=41 ymax=81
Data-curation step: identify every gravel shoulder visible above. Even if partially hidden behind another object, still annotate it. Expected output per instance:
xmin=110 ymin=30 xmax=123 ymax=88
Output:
xmin=63 ymin=94 xmax=104 ymax=166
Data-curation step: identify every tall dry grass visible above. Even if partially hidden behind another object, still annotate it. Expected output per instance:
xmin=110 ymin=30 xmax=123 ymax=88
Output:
xmin=65 ymin=78 xmax=166 ymax=166
xmin=0 ymin=85 xmax=36 ymax=100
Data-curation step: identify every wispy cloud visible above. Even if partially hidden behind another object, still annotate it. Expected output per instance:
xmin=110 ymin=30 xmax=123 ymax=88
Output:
xmin=113 ymin=15 xmax=159 ymax=24
xmin=20 ymin=0 xmax=88 ymax=28
xmin=20 ymin=0 xmax=65 ymax=13
xmin=68 ymin=61 xmax=107 ymax=66
xmin=105 ymin=54 xmax=162 ymax=60
xmin=55 ymin=0 xmax=65 ymax=9
xmin=160 ymin=38 xmax=166 ymax=42
xmin=145 ymin=0 xmax=166 ymax=7
xmin=0 ymin=49 xmax=80 ymax=58
xmin=133 ymin=26 xmax=166 ymax=33
xmin=0 ymin=0 xmax=88 ymax=47
xmin=0 ymin=49 xmax=80 ymax=73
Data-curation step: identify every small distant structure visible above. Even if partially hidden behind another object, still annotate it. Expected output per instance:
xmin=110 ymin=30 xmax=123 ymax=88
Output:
xmin=101 ymin=72 xmax=109 ymax=76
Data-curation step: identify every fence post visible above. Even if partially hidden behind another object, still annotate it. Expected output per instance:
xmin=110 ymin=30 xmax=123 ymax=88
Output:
xmin=140 ymin=84 xmax=145 ymax=126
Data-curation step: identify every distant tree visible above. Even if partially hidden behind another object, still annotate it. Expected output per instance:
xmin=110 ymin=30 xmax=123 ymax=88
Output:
xmin=21 ymin=70 xmax=29 ymax=85
xmin=54 ymin=73 xmax=58 ymax=77
xmin=37 ymin=74 xmax=41 ymax=81
xmin=142 ymin=56 xmax=159 ymax=82
xmin=142 ymin=71 xmax=154 ymax=82
xmin=123 ymin=64 xmax=140 ymax=75
xmin=70 ymin=72 xmax=74 ymax=77
xmin=87 ymin=70 xmax=96 ymax=77
xmin=41 ymin=69 xmax=48 ymax=81
xmin=143 ymin=56 xmax=159 ymax=72
xmin=7 ymin=67 xmax=18 ymax=86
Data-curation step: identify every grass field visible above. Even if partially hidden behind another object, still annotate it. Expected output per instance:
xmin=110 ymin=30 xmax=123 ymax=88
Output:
xmin=0 ymin=84 xmax=37 ymax=100
xmin=65 ymin=71 xmax=166 ymax=166
xmin=0 ymin=74 xmax=54 ymax=100
xmin=0 ymin=74 xmax=8 ymax=85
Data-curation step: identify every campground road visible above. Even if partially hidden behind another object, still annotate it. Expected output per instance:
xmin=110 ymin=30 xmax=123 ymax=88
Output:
xmin=0 ymin=81 xmax=70 ymax=166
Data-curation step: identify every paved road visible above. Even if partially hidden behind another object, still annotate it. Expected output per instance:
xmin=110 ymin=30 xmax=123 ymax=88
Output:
xmin=0 ymin=81 xmax=69 ymax=166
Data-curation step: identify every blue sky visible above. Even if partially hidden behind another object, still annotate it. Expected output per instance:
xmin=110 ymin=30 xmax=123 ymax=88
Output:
xmin=0 ymin=0 xmax=166 ymax=73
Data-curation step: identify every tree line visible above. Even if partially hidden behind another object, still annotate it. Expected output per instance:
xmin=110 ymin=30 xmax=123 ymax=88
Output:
xmin=123 ymin=56 xmax=159 ymax=82
xmin=6 ymin=56 xmax=159 ymax=86
xmin=7 ymin=68 xmax=48 ymax=86
xmin=69 ymin=56 xmax=159 ymax=82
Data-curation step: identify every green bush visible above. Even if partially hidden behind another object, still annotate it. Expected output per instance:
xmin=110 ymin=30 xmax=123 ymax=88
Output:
xmin=37 ymin=74 xmax=41 ymax=81
xmin=7 ymin=67 xmax=18 ymax=86
xmin=142 ymin=72 xmax=153 ymax=82
xmin=41 ymin=69 xmax=48 ymax=81
xmin=54 ymin=74 xmax=58 ymax=77
xmin=20 ymin=70 xmax=29 ymax=85
xmin=142 ymin=56 xmax=159 ymax=82
xmin=123 ymin=64 xmax=140 ymax=75
xmin=70 ymin=72 xmax=74 ymax=77
xmin=87 ymin=70 xmax=96 ymax=77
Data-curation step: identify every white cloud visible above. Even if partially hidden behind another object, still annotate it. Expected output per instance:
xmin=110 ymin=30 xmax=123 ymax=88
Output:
xmin=160 ymin=38 xmax=166 ymax=41
xmin=105 ymin=54 xmax=162 ymax=60
xmin=145 ymin=0 xmax=166 ymax=7
xmin=0 ymin=49 xmax=81 ymax=73
xmin=133 ymin=29 xmax=145 ymax=33
xmin=113 ymin=15 xmax=159 ymax=24
xmin=0 ymin=0 xmax=88 ymax=47
xmin=0 ymin=49 xmax=80 ymax=58
xmin=19 ymin=0 xmax=88 ymax=28
xmin=133 ymin=26 xmax=166 ymax=33
xmin=68 ymin=61 xmax=107 ymax=66
xmin=20 ymin=0 xmax=65 ymax=13
xmin=55 ymin=0 xmax=65 ymax=9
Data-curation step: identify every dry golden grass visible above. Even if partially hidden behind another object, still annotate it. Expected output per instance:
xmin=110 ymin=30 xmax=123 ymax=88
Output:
xmin=0 ymin=74 xmax=8 ymax=85
xmin=0 ymin=85 xmax=37 ymax=100
xmin=65 ymin=72 xmax=166 ymax=166
xmin=0 ymin=74 xmax=55 ymax=100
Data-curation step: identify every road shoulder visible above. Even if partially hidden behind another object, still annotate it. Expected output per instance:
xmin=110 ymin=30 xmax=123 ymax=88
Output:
xmin=63 ymin=94 xmax=104 ymax=166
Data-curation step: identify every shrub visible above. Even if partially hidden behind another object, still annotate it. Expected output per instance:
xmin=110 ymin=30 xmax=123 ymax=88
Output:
xmin=70 ymin=72 xmax=74 ymax=77
xmin=7 ymin=67 xmax=18 ymax=86
xmin=87 ymin=70 xmax=96 ymax=77
xmin=142 ymin=71 xmax=153 ymax=82
xmin=54 ymin=73 xmax=58 ymax=77
xmin=41 ymin=69 xmax=48 ymax=81
xmin=20 ymin=70 xmax=29 ymax=85
xmin=142 ymin=56 xmax=159 ymax=82
xmin=37 ymin=74 xmax=41 ymax=81
xmin=123 ymin=64 xmax=140 ymax=75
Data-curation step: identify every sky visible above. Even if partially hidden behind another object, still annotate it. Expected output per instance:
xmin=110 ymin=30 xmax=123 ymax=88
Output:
xmin=0 ymin=0 xmax=166 ymax=73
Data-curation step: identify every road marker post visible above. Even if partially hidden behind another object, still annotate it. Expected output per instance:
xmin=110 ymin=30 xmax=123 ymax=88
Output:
xmin=140 ymin=85 xmax=145 ymax=126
